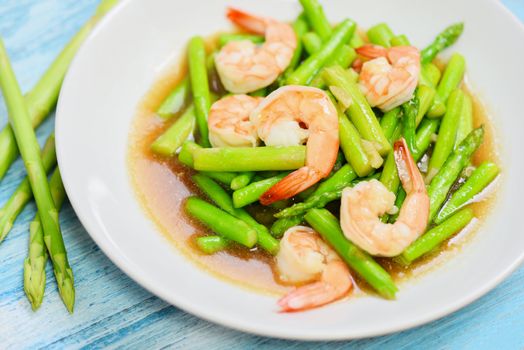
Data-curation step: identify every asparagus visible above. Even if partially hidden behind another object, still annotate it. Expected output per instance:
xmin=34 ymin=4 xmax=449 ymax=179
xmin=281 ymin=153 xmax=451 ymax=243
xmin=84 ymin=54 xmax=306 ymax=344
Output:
xmin=298 ymin=0 xmax=332 ymax=41
xmin=279 ymin=13 xmax=309 ymax=84
xmin=305 ymin=209 xmax=398 ymax=299
xmin=412 ymin=118 xmax=440 ymax=161
xmin=310 ymin=45 xmax=357 ymax=88
xmin=0 ymin=0 xmax=118 ymax=181
xmin=0 ymin=134 xmax=56 ymax=243
xmin=286 ymin=19 xmax=356 ymax=85
xmin=422 ymin=63 xmax=442 ymax=87
xmin=218 ymin=33 xmax=264 ymax=47
xmin=367 ymin=23 xmax=395 ymax=47
xmin=157 ymin=78 xmax=189 ymax=119
xmin=400 ymin=208 xmax=474 ymax=264
xmin=185 ymin=197 xmax=257 ymax=248
xmin=338 ymin=113 xmax=373 ymax=176
xmin=0 ymin=41 xmax=74 ymax=312
xmin=188 ymin=36 xmax=211 ymax=147
xmin=271 ymin=164 xmax=357 ymax=236
xmin=349 ymin=31 xmax=364 ymax=48
xmin=421 ymin=23 xmax=464 ymax=64
xmin=380 ymin=108 xmax=401 ymax=142
xmin=24 ymin=167 xmax=66 ymax=310
xmin=435 ymin=162 xmax=499 ymax=224
xmin=151 ymin=106 xmax=195 ymax=156
xmin=427 ymin=89 xmax=465 ymax=181
xmin=302 ymin=32 xmax=323 ymax=55
xmin=454 ymin=93 xmax=473 ymax=149
xmin=193 ymin=174 xmax=279 ymax=254
xmin=233 ymin=173 xmax=288 ymax=208
xmin=270 ymin=216 xmax=304 ymax=238
xmin=427 ymin=127 xmax=484 ymax=221
xmin=415 ymin=85 xmax=437 ymax=126
xmin=178 ymin=141 xmax=236 ymax=185
xmin=230 ymin=172 xmax=255 ymax=190
xmin=390 ymin=34 xmax=410 ymax=47
xmin=402 ymin=96 xmax=419 ymax=155
xmin=428 ymin=53 xmax=465 ymax=117
xmin=193 ymin=146 xmax=306 ymax=172
xmin=196 ymin=236 xmax=230 ymax=254
xmin=324 ymin=65 xmax=391 ymax=155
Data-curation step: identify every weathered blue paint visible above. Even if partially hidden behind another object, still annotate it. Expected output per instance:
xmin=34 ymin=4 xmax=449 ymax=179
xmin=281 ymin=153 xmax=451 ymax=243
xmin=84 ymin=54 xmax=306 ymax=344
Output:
xmin=0 ymin=1 xmax=523 ymax=348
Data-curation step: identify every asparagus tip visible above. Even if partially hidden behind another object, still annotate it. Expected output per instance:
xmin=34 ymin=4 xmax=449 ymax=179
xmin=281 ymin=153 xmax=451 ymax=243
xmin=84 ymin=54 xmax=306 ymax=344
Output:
xmin=23 ymin=257 xmax=46 ymax=311
xmin=55 ymin=266 xmax=75 ymax=313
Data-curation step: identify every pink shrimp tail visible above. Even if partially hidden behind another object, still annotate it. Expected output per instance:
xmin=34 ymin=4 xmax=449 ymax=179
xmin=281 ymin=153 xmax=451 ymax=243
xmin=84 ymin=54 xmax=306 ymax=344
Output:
xmin=260 ymin=167 xmax=322 ymax=205
xmin=393 ymin=138 xmax=426 ymax=193
xmin=356 ymin=44 xmax=388 ymax=59
xmin=278 ymin=276 xmax=352 ymax=312
xmin=227 ymin=7 xmax=267 ymax=34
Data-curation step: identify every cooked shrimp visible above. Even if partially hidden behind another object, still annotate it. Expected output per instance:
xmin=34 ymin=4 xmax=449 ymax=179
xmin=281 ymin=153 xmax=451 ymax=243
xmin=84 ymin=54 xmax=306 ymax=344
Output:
xmin=250 ymin=85 xmax=339 ymax=205
xmin=340 ymin=138 xmax=429 ymax=257
xmin=276 ymin=226 xmax=352 ymax=312
xmin=357 ymin=45 xmax=420 ymax=112
xmin=208 ymin=95 xmax=262 ymax=147
xmin=215 ymin=8 xmax=297 ymax=93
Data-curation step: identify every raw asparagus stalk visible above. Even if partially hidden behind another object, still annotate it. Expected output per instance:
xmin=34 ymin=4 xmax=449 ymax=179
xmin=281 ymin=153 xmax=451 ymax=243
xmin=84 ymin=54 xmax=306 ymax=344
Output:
xmin=0 ymin=134 xmax=56 ymax=243
xmin=0 ymin=41 xmax=74 ymax=312
xmin=24 ymin=167 xmax=67 ymax=310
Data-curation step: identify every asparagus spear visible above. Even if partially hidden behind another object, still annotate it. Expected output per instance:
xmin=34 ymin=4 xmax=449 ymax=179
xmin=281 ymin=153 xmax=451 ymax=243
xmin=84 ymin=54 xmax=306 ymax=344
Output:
xmin=24 ymin=167 xmax=67 ymax=310
xmin=298 ymin=0 xmax=332 ymax=41
xmin=0 ymin=40 xmax=74 ymax=312
xmin=427 ymin=53 xmax=465 ymax=117
xmin=0 ymin=0 xmax=118 ymax=181
xmin=412 ymin=118 xmax=440 ymax=161
xmin=454 ymin=93 xmax=473 ymax=149
xmin=188 ymin=36 xmax=212 ymax=147
xmin=193 ymin=146 xmax=306 ymax=172
xmin=270 ymin=164 xmax=358 ymax=237
xmin=230 ymin=172 xmax=255 ymax=190
xmin=367 ymin=23 xmax=395 ymax=47
xmin=286 ymin=19 xmax=356 ymax=85
xmin=302 ymin=32 xmax=323 ymax=55
xmin=185 ymin=197 xmax=257 ymax=248
xmin=324 ymin=65 xmax=391 ymax=156
xmin=196 ymin=236 xmax=230 ymax=254
xmin=151 ymin=105 xmax=195 ymax=156
xmin=421 ymin=23 xmax=464 ymax=64
xmin=156 ymin=78 xmax=189 ymax=119
xmin=233 ymin=173 xmax=288 ymax=208
xmin=427 ymin=89 xmax=465 ymax=181
xmin=0 ymin=134 xmax=56 ymax=243
xmin=305 ymin=209 xmax=397 ymax=299
xmin=400 ymin=208 xmax=474 ymax=264
xmin=390 ymin=34 xmax=410 ymax=47
xmin=338 ymin=113 xmax=373 ymax=176
xmin=435 ymin=162 xmax=499 ymax=224
xmin=427 ymin=127 xmax=484 ymax=221
xmin=193 ymin=174 xmax=279 ymax=254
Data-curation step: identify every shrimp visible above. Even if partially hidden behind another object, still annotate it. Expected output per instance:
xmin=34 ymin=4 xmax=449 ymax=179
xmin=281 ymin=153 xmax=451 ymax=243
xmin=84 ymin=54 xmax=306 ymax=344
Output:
xmin=215 ymin=8 xmax=297 ymax=93
xmin=276 ymin=226 xmax=352 ymax=312
xmin=250 ymin=85 xmax=339 ymax=205
xmin=357 ymin=44 xmax=420 ymax=112
xmin=208 ymin=95 xmax=262 ymax=147
xmin=340 ymin=138 xmax=429 ymax=257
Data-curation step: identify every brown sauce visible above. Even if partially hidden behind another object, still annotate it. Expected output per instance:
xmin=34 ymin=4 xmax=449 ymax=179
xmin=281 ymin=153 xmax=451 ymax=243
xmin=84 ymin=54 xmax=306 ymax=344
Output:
xmin=128 ymin=40 xmax=500 ymax=297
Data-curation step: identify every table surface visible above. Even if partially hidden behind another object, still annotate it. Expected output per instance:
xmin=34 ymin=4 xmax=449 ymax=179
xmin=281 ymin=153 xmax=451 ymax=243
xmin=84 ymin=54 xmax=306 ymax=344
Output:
xmin=1 ymin=0 xmax=523 ymax=349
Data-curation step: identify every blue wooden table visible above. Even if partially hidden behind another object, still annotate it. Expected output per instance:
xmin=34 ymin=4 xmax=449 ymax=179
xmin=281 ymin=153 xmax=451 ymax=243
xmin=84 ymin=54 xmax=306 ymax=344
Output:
xmin=1 ymin=1 xmax=523 ymax=348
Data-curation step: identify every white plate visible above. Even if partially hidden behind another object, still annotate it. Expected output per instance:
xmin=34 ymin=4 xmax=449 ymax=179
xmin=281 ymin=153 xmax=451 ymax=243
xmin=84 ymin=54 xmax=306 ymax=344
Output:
xmin=56 ymin=0 xmax=524 ymax=340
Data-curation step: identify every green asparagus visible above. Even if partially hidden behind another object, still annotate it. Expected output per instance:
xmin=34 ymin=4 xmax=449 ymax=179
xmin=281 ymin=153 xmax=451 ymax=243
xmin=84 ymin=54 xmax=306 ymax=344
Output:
xmin=421 ymin=23 xmax=464 ymax=64
xmin=157 ymin=78 xmax=189 ymax=118
xmin=233 ymin=173 xmax=288 ymax=208
xmin=0 ymin=41 xmax=74 ymax=312
xmin=151 ymin=106 xmax=195 ymax=156
xmin=24 ymin=167 xmax=67 ymax=310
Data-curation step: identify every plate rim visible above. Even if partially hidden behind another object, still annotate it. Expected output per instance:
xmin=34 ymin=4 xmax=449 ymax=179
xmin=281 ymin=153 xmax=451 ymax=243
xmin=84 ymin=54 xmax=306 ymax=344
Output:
xmin=55 ymin=0 xmax=524 ymax=340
